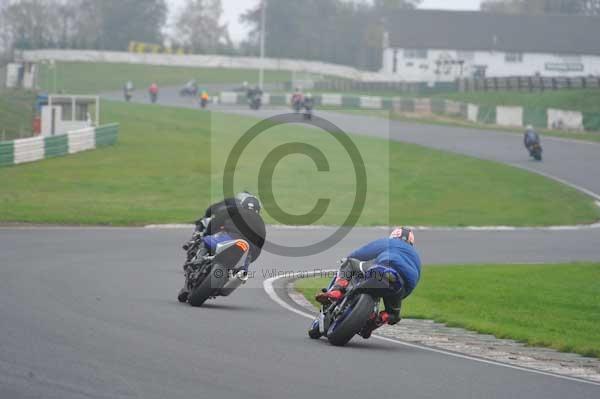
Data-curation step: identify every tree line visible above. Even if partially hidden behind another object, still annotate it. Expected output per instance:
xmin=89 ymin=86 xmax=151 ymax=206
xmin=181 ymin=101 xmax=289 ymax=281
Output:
xmin=481 ymin=0 xmax=600 ymax=15
xmin=1 ymin=0 xmax=598 ymax=70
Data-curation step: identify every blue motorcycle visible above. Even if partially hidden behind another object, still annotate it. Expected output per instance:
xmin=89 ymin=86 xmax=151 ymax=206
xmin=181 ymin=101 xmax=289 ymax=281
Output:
xmin=308 ymin=259 xmax=402 ymax=346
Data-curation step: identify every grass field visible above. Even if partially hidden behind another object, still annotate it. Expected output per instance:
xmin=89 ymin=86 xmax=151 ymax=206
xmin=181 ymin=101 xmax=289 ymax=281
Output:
xmin=295 ymin=263 xmax=600 ymax=358
xmin=0 ymin=100 xmax=598 ymax=226
xmin=37 ymin=62 xmax=294 ymax=94
xmin=0 ymin=89 xmax=36 ymax=141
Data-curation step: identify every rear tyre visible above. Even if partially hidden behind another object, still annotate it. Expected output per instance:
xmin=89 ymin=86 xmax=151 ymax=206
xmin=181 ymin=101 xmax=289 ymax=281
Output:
xmin=327 ymin=294 xmax=375 ymax=347
xmin=188 ymin=263 xmax=228 ymax=307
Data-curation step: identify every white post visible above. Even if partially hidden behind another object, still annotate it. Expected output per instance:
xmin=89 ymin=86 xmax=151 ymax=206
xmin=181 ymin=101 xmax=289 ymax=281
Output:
xmin=259 ymin=0 xmax=267 ymax=90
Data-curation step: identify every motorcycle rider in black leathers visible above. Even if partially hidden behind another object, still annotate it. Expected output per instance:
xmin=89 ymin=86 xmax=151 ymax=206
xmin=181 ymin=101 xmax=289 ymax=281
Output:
xmin=178 ymin=192 xmax=266 ymax=302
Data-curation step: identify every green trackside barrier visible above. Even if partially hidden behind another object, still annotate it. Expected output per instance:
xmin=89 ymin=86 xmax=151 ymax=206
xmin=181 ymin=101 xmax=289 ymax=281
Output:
xmin=44 ymin=135 xmax=68 ymax=158
xmin=477 ymin=105 xmax=496 ymax=124
xmin=399 ymin=98 xmax=415 ymax=112
xmin=269 ymin=94 xmax=287 ymax=106
xmin=523 ymin=107 xmax=547 ymax=129
xmin=430 ymin=98 xmax=446 ymax=115
xmin=95 ymin=124 xmax=119 ymax=147
xmin=382 ymin=97 xmax=394 ymax=110
xmin=0 ymin=141 xmax=15 ymax=167
xmin=583 ymin=112 xmax=600 ymax=132
xmin=342 ymin=96 xmax=361 ymax=108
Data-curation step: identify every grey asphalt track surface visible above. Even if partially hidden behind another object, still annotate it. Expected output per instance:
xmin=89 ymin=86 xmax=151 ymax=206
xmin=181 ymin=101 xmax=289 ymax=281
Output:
xmin=1 ymin=89 xmax=599 ymax=398
xmin=2 ymin=226 xmax=600 ymax=399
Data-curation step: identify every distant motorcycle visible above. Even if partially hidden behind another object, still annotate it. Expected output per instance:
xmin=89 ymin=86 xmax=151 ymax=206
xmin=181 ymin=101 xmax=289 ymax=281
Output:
xmin=182 ymin=236 xmax=250 ymax=307
xmin=249 ymin=93 xmax=262 ymax=110
xmin=291 ymin=94 xmax=304 ymax=113
xmin=528 ymin=143 xmax=543 ymax=161
xmin=308 ymin=259 xmax=397 ymax=346
xmin=303 ymin=97 xmax=314 ymax=120
xmin=180 ymin=80 xmax=198 ymax=97
xmin=200 ymin=92 xmax=209 ymax=108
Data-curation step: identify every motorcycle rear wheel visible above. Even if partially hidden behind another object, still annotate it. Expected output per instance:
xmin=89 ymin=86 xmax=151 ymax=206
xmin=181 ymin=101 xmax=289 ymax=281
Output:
xmin=327 ymin=294 xmax=375 ymax=346
xmin=189 ymin=263 xmax=228 ymax=307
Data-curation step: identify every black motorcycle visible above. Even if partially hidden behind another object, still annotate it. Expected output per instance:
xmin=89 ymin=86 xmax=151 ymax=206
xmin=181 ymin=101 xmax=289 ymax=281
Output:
xmin=303 ymin=99 xmax=314 ymax=120
xmin=308 ymin=259 xmax=399 ymax=346
xmin=528 ymin=143 xmax=543 ymax=161
xmin=182 ymin=234 xmax=250 ymax=307
xmin=249 ymin=94 xmax=262 ymax=110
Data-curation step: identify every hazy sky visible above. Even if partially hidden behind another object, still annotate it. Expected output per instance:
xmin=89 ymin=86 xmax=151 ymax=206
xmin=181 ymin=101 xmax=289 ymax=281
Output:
xmin=168 ymin=0 xmax=483 ymax=43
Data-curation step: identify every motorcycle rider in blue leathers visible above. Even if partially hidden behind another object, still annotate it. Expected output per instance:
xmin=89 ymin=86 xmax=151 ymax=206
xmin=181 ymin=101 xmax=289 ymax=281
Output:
xmin=524 ymin=125 xmax=541 ymax=153
xmin=178 ymin=192 xmax=266 ymax=303
xmin=315 ymin=227 xmax=421 ymax=338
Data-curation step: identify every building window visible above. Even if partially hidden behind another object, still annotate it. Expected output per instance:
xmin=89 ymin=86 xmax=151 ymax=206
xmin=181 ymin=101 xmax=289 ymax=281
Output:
xmin=404 ymin=49 xmax=428 ymax=59
xmin=505 ymin=53 xmax=523 ymax=63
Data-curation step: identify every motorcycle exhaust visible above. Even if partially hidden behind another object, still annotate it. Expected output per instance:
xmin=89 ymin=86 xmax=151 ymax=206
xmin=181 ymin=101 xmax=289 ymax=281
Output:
xmin=219 ymin=270 xmax=249 ymax=296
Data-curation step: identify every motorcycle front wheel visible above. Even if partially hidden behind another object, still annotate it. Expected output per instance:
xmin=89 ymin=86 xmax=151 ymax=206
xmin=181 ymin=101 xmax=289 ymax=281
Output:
xmin=327 ymin=294 xmax=375 ymax=346
xmin=189 ymin=263 xmax=228 ymax=307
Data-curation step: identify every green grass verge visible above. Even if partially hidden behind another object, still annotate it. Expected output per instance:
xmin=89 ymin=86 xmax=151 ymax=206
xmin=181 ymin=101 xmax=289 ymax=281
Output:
xmin=0 ymin=89 xmax=36 ymax=141
xmin=295 ymin=263 xmax=600 ymax=358
xmin=38 ymin=61 xmax=293 ymax=94
xmin=0 ymin=100 xmax=598 ymax=226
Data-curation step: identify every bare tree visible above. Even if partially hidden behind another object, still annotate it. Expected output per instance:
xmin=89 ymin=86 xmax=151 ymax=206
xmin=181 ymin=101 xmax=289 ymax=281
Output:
xmin=481 ymin=0 xmax=600 ymax=15
xmin=171 ymin=0 xmax=232 ymax=54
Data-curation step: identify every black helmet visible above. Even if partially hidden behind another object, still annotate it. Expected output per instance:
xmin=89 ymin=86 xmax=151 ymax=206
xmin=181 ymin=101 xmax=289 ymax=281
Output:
xmin=236 ymin=191 xmax=262 ymax=213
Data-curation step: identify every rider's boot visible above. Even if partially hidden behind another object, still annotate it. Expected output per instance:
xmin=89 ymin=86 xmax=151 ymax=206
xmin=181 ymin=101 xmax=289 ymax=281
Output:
xmin=315 ymin=277 xmax=349 ymax=305
xmin=177 ymin=286 xmax=189 ymax=303
xmin=359 ymin=311 xmax=391 ymax=339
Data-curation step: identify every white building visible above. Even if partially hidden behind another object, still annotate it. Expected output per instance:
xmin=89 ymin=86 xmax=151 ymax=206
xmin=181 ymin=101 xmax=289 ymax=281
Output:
xmin=380 ymin=10 xmax=600 ymax=82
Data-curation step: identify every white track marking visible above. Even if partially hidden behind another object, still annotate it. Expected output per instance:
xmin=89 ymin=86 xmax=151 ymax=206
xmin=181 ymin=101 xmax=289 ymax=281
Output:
xmin=145 ymin=223 xmax=600 ymax=231
xmin=263 ymin=271 xmax=600 ymax=387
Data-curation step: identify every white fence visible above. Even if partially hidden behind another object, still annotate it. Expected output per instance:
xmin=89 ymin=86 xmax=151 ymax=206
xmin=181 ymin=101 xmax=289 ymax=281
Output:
xmin=20 ymin=49 xmax=398 ymax=82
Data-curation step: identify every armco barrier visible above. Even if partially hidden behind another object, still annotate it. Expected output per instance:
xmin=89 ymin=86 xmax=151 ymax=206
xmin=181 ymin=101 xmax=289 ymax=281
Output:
xmin=496 ymin=106 xmax=524 ymax=127
xmin=477 ymin=105 xmax=496 ymax=124
xmin=523 ymin=107 xmax=547 ymax=129
xmin=0 ymin=124 xmax=119 ymax=167
xmin=14 ymin=136 xmax=44 ymax=164
xmin=95 ymin=124 xmax=119 ymax=147
xmin=44 ymin=135 xmax=69 ymax=158
xmin=547 ymin=109 xmax=583 ymax=131
xmin=68 ymin=128 xmax=95 ymax=154
xmin=0 ymin=141 xmax=14 ymax=166
xmin=583 ymin=113 xmax=600 ymax=132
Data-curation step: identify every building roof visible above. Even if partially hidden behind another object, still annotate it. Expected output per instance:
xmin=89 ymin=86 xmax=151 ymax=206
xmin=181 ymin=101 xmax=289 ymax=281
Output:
xmin=385 ymin=9 xmax=600 ymax=56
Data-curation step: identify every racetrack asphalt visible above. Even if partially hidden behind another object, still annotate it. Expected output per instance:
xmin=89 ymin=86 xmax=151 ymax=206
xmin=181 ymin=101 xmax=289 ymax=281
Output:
xmin=1 ymin=89 xmax=599 ymax=398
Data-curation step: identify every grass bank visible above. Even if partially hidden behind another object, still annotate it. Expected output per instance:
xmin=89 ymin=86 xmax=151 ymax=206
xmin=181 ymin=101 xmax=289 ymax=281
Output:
xmin=295 ymin=263 xmax=600 ymax=358
xmin=37 ymin=61 xmax=294 ymax=94
xmin=0 ymin=101 xmax=598 ymax=226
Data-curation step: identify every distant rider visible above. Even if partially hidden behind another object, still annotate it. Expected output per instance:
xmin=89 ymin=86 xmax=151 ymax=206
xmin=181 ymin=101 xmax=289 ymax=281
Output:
xmin=523 ymin=125 xmax=540 ymax=153
xmin=178 ymin=192 xmax=266 ymax=302
xmin=149 ymin=83 xmax=159 ymax=102
xmin=315 ymin=228 xmax=421 ymax=338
